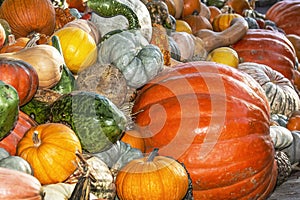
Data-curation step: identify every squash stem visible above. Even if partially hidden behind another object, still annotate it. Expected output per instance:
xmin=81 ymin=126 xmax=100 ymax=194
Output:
xmin=32 ymin=131 xmax=41 ymax=147
xmin=147 ymin=148 xmax=159 ymax=162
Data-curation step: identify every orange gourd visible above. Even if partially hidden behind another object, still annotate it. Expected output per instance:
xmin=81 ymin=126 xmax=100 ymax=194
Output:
xmin=17 ymin=123 xmax=82 ymax=185
xmin=0 ymin=35 xmax=30 ymax=53
xmin=132 ymin=61 xmax=278 ymax=199
xmin=181 ymin=0 xmax=201 ymax=18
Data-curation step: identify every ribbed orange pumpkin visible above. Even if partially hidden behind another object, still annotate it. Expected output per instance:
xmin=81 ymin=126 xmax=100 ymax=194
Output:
xmin=0 ymin=0 xmax=56 ymax=39
xmin=266 ymin=0 xmax=300 ymax=36
xmin=212 ymin=13 xmax=242 ymax=31
xmin=0 ymin=111 xmax=37 ymax=156
xmin=17 ymin=123 xmax=82 ymax=185
xmin=132 ymin=61 xmax=277 ymax=199
xmin=0 ymin=58 xmax=39 ymax=106
xmin=231 ymin=29 xmax=298 ymax=82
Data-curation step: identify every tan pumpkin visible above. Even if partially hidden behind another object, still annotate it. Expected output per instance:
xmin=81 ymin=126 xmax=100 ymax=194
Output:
xmin=16 ymin=123 xmax=82 ymax=185
xmin=287 ymin=34 xmax=300 ymax=61
xmin=0 ymin=44 xmax=64 ymax=88
xmin=0 ymin=0 xmax=56 ymax=39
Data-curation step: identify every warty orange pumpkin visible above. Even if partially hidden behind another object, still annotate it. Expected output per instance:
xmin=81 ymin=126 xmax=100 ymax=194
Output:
xmin=132 ymin=61 xmax=278 ymax=199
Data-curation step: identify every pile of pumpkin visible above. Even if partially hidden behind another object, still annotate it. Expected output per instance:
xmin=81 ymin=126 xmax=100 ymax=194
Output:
xmin=0 ymin=0 xmax=300 ymax=199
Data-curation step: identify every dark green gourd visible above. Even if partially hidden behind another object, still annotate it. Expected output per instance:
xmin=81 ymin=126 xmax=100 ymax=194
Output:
xmin=50 ymin=91 xmax=127 ymax=153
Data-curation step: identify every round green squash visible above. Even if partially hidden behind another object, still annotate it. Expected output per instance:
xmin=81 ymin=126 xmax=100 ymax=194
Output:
xmin=49 ymin=91 xmax=127 ymax=153
xmin=0 ymin=80 xmax=19 ymax=140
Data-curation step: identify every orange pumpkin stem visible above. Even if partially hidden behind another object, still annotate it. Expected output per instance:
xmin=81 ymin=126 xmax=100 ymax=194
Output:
xmin=32 ymin=130 xmax=41 ymax=147
xmin=147 ymin=148 xmax=159 ymax=162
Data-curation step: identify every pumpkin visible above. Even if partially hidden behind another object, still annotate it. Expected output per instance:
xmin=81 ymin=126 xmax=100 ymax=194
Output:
xmin=66 ymin=0 xmax=87 ymax=12
xmin=0 ymin=57 xmax=39 ymax=106
xmin=0 ymin=167 xmax=44 ymax=199
xmin=64 ymin=19 xmax=101 ymax=44
xmin=206 ymin=46 xmax=239 ymax=68
xmin=98 ymin=29 xmax=164 ymax=88
xmin=0 ymin=0 xmax=56 ymax=39
xmin=0 ymin=149 xmax=33 ymax=175
xmin=50 ymin=27 xmax=97 ymax=74
xmin=16 ymin=123 xmax=82 ymax=185
xmin=132 ymin=61 xmax=277 ymax=199
xmin=266 ymin=0 xmax=300 ymax=36
xmin=0 ymin=80 xmax=19 ymax=140
xmin=208 ymin=5 xmax=222 ymax=24
xmin=225 ymin=0 xmax=252 ymax=15
xmin=171 ymin=31 xmax=207 ymax=62
xmin=238 ymin=62 xmax=300 ymax=118
xmin=212 ymin=13 xmax=243 ymax=32
xmin=287 ymin=115 xmax=300 ymax=131
xmin=231 ymin=29 xmax=298 ymax=83
xmin=0 ymin=35 xmax=30 ymax=53
xmin=181 ymin=0 xmax=201 ymax=18
xmin=287 ymin=34 xmax=300 ymax=62
xmin=115 ymin=148 xmax=189 ymax=200
xmin=270 ymin=126 xmax=293 ymax=150
xmin=0 ymin=111 xmax=37 ymax=156
xmin=120 ymin=129 xmax=146 ymax=153
xmin=182 ymin=13 xmax=213 ymax=34
xmin=0 ymin=44 xmax=64 ymax=89
xmin=206 ymin=0 xmax=226 ymax=9
xmin=0 ymin=23 xmax=6 ymax=48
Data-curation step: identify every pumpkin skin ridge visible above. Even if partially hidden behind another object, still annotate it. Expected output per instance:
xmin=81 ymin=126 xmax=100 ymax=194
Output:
xmin=191 ymin=159 xmax=276 ymax=199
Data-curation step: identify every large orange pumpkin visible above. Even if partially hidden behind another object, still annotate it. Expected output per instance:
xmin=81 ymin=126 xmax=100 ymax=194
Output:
xmin=231 ymin=29 xmax=298 ymax=82
xmin=132 ymin=61 xmax=277 ymax=199
xmin=266 ymin=0 xmax=300 ymax=36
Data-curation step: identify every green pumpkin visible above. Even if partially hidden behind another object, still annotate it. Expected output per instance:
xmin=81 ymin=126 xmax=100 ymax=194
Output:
xmin=0 ymin=80 xmax=19 ymax=140
xmin=20 ymin=98 xmax=51 ymax=124
xmin=49 ymin=91 xmax=127 ymax=153
xmin=0 ymin=154 xmax=33 ymax=175
xmin=98 ymin=29 xmax=164 ymax=88
xmin=206 ymin=0 xmax=226 ymax=8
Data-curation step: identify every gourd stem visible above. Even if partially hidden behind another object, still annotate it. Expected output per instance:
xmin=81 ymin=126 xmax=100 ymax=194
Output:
xmin=32 ymin=131 xmax=41 ymax=146
xmin=147 ymin=148 xmax=159 ymax=162
xmin=25 ymin=33 xmax=40 ymax=48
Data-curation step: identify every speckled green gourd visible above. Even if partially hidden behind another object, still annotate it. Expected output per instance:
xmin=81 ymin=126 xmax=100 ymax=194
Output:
xmin=0 ymin=80 xmax=19 ymax=140
xmin=50 ymin=91 xmax=127 ymax=153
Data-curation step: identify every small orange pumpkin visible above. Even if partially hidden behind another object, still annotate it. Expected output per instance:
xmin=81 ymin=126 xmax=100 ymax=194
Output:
xmin=181 ymin=0 xmax=201 ymax=18
xmin=287 ymin=115 xmax=300 ymax=131
xmin=183 ymin=13 xmax=213 ymax=34
xmin=0 ymin=35 xmax=30 ymax=53
xmin=16 ymin=123 xmax=82 ymax=185
xmin=212 ymin=13 xmax=243 ymax=31
xmin=115 ymin=148 xmax=189 ymax=199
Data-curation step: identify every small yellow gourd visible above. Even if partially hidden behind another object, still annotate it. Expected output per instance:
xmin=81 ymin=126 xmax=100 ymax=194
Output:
xmin=51 ymin=27 xmax=97 ymax=74
xmin=206 ymin=46 xmax=239 ymax=68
